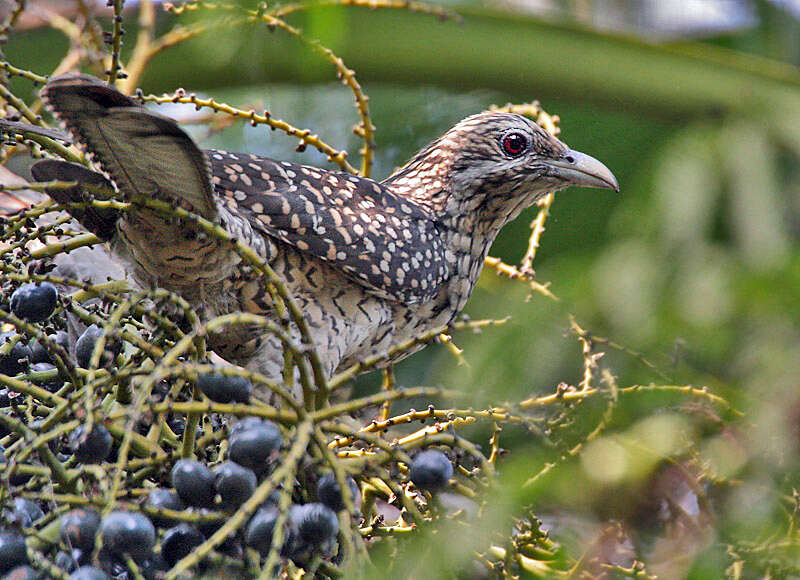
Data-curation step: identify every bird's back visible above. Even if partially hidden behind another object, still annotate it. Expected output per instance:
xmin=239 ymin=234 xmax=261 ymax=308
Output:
xmin=207 ymin=148 xmax=449 ymax=304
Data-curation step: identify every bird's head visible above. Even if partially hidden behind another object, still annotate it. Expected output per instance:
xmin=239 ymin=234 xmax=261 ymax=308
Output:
xmin=387 ymin=112 xmax=618 ymax=232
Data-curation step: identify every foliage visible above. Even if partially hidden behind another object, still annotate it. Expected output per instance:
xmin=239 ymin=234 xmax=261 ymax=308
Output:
xmin=0 ymin=1 xmax=799 ymax=579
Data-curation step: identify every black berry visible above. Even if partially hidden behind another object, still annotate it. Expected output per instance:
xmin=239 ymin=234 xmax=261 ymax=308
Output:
xmin=60 ymin=509 xmax=102 ymax=553
xmin=0 ymin=529 xmax=28 ymax=574
xmin=228 ymin=420 xmax=281 ymax=473
xmin=29 ymin=331 xmax=69 ymax=364
xmin=171 ymin=459 xmax=215 ymax=508
xmin=196 ymin=509 xmax=241 ymax=558
xmin=54 ymin=550 xmax=78 ymax=573
xmin=143 ymin=488 xmax=184 ymax=528
xmin=230 ymin=416 xmax=266 ymax=438
xmin=293 ymin=503 xmax=339 ymax=548
xmin=316 ymin=472 xmax=361 ymax=512
xmin=159 ymin=523 xmax=204 ymax=567
xmin=75 ymin=325 xmax=120 ymax=369
xmin=409 ymin=449 xmax=453 ymax=492
xmin=69 ymin=424 xmax=113 ymax=464
xmin=30 ymin=362 xmax=62 ymax=392
xmin=0 ymin=333 xmax=31 ymax=376
xmin=2 ymin=498 xmax=43 ymax=528
xmin=213 ymin=461 xmax=257 ymax=509
xmin=197 ymin=372 xmax=252 ymax=404
xmin=99 ymin=511 xmax=155 ymax=562
xmin=10 ymin=282 xmax=58 ymax=322
xmin=246 ymin=507 xmax=277 ymax=556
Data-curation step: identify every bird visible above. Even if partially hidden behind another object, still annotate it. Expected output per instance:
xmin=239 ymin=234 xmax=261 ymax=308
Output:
xmin=30 ymin=73 xmax=618 ymax=399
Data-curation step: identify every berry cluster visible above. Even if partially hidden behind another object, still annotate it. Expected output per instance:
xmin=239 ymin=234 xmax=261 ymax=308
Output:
xmin=0 ymin=277 xmax=464 ymax=579
xmin=1 ymin=283 xmax=123 ymax=399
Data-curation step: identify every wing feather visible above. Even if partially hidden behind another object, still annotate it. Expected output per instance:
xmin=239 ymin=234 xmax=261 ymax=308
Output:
xmin=41 ymin=74 xmax=216 ymax=220
xmin=30 ymin=159 xmax=120 ymax=241
xmin=41 ymin=75 xmax=448 ymax=304
xmin=209 ymin=150 xmax=448 ymax=303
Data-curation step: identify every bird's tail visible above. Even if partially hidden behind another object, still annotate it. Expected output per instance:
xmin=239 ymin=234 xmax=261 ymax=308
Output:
xmin=30 ymin=159 xmax=119 ymax=241
xmin=39 ymin=75 xmax=243 ymax=291
xmin=41 ymin=74 xmax=218 ymax=221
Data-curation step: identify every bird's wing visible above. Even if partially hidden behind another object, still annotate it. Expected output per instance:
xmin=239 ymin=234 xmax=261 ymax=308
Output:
xmin=41 ymin=75 xmax=448 ymax=303
xmin=0 ymin=118 xmax=73 ymax=143
xmin=30 ymin=160 xmax=120 ymax=241
xmin=41 ymin=74 xmax=217 ymax=220
xmin=209 ymin=150 xmax=448 ymax=303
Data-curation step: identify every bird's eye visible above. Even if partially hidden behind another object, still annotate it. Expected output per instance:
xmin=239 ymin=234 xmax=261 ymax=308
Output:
xmin=501 ymin=133 xmax=528 ymax=157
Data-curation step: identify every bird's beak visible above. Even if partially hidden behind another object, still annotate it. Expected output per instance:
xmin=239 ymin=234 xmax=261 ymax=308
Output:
xmin=544 ymin=149 xmax=619 ymax=192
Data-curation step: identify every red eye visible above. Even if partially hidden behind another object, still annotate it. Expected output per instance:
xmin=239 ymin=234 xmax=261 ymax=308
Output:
xmin=502 ymin=132 xmax=527 ymax=157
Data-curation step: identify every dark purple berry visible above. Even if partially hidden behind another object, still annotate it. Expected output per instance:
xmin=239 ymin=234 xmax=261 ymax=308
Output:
xmin=69 ymin=424 xmax=113 ymax=464
xmin=29 ymin=331 xmax=69 ymax=365
xmin=28 ymin=341 xmax=49 ymax=365
xmin=30 ymin=362 xmax=63 ymax=391
xmin=196 ymin=509 xmax=241 ymax=557
xmin=159 ymin=523 xmax=204 ymax=567
xmin=59 ymin=509 xmax=101 ymax=553
xmin=230 ymin=416 xmax=266 ymax=438
xmin=10 ymin=282 xmax=58 ymax=322
xmin=293 ymin=503 xmax=338 ymax=548
xmin=410 ymin=449 xmax=453 ymax=492
xmin=99 ymin=511 xmax=155 ymax=562
xmin=139 ymin=552 xmax=168 ymax=576
xmin=0 ymin=529 xmax=28 ymax=574
xmin=170 ymin=459 xmax=215 ymax=508
xmin=100 ymin=559 xmax=127 ymax=580
xmin=74 ymin=326 xmax=100 ymax=369
xmin=0 ymin=447 xmax=30 ymax=486
xmin=245 ymin=506 xmax=294 ymax=557
xmin=166 ymin=415 xmax=188 ymax=437
xmin=54 ymin=550 xmax=78 ymax=573
xmin=228 ymin=420 xmax=281 ymax=473
xmin=196 ymin=372 xmax=252 ymax=404
xmin=213 ymin=461 xmax=256 ymax=509
xmin=75 ymin=325 xmax=120 ymax=369
xmin=143 ymin=489 xmax=184 ymax=528
xmin=0 ymin=333 xmax=31 ymax=376
xmin=316 ymin=472 xmax=361 ymax=512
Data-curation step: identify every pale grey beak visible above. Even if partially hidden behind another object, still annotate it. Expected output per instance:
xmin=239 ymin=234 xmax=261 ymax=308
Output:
xmin=545 ymin=149 xmax=619 ymax=192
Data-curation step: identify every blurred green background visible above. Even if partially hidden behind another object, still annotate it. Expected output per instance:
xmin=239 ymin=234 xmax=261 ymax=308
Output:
xmin=6 ymin=0 xmax=800 ymax=576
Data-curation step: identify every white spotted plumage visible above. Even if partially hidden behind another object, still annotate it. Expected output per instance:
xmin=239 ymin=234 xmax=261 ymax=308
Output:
xmin=35 ymin=74 xmax=617 ymax=400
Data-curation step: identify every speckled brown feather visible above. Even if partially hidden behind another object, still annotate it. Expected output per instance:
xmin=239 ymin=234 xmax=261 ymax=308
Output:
xmin=37 ymin=74 xmax=615 ymax=394
xmin=209 ymin=150 xmax=447 ymax=303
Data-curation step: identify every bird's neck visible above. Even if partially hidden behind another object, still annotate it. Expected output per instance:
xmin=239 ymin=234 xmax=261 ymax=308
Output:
xmin=386 ymin=163 xmax=546 ymax=259
xmin=385 ymin=145 xmax=559 ymax=306
xmin=383 ymin=174 xmax=524 ymax=319
xmin=382 ymin=148 xmax=453 ymax=215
